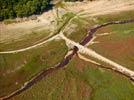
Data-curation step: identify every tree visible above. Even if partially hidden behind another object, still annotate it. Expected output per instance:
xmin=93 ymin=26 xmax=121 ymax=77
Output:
xmin=0 ymin=0 xmax=51 ymax=21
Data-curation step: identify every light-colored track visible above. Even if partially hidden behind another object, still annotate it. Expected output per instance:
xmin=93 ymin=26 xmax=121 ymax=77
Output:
xmin=59 ymin=33 xmax=134 ymax=80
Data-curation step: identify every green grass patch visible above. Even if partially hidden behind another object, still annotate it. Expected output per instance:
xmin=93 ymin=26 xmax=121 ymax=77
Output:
xmin=12 ymin=56 xmax=134 ymax=100
xmin=0 ymin=40 xmax=67 ymax=97
xmin=110 ymin=23 xmax=134 ymax=38
xmin=0 ymin=29 xmax=51 ymax=51
xmin=96 ymin=10 xmax=134 ymax=24
xmin=63 ymin=16 xmax=95 ymax=42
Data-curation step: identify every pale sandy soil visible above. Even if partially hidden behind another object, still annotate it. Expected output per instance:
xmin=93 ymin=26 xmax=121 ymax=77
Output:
xmin=0 ymin=0 xmax=134 ymax=43
xmin=0 ymin=10 xmax=56 ymax=43
xmin=67 ymin=0 xmax=134 ymax=15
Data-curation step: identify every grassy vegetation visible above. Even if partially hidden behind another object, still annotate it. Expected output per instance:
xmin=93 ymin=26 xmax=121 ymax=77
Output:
xmin=63 ymin=10 xmax=134 ymax=43
xmin=12 ymin=56 xmax=134 ymax=100
xmin=3 ymin=19 xmax=18 ymax=24
xmin=63 ymin=15 xmax=95 ymax=42
xmin=88 ymin=22 xmax=134 ymax=70
xmin=83 ymin=10 xmax=134 ymax=70
xmin=0 ymin=29 xmax=51 ymax=51
xmin=96 ymin=10 xmax=134 ymax=23
xmin=0 ymin=12 xmax=74 ymax=51
xmin=111 ymin=23 xmax=134 ymax=38
xmin=0 ymin=40 xmax=68 ymax=97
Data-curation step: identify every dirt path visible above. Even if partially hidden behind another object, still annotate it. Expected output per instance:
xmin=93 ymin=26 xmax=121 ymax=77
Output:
xmin=0 ymin=35 xmax=59 ymax=54
xmin=77 ymin=53 xmax=101 ymax=66
xmin=59 ymin=33 xmax=134 ymax=80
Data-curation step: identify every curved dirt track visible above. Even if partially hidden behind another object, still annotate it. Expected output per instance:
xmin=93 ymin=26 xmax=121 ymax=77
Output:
xmin=0 ymin=35 xmax=59 ymax=54
xmin=1 ymin=19 xmax=134 ymax=100
xmin=77 ymin=53 xmax=101 ymax=66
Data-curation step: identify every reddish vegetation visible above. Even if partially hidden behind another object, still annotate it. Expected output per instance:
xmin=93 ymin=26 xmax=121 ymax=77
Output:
xmin=63 ymin=78 xmax=91 ymax=99
xmin=74 ymin=56 xmax=99 ymax=74
xmin=91 ymin=35 xmax=134 ymax=69
xmin=96 ymin=26 xmax=112 ymax=34
xmin=74 ymin=56 xmax=90 ymax=72
xmin=77 ymin=80 xmax=91 ymax=98
xmin=97 ymin=37 xmax=134 ymax=57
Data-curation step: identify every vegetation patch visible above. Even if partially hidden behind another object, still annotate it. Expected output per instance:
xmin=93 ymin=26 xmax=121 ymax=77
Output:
xmin=89 ymin=23 xmax=134 ymax=70
xmin=64 ymin=16 xmax=95 ymax=42
xmin=12 ymin=56 xmax=134 ymax=100
xmin=0 ymin=40 xmax=67 ymax=97
xmin=0 ymin=29 xmax=51 ymax=51
xmin=96 ymin=10 xmax=134 ymax=23
xmin=0 ymin=0 xmax=51 ymax=21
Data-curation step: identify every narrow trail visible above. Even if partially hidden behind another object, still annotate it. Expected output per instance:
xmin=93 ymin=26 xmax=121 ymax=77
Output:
xmin=77 ymin=53 xmax=101 ymax=66
xmin=1 ymin=19 xmax=134 ymax=100
xmin=0 ymin=35 xmax=59 ymax=54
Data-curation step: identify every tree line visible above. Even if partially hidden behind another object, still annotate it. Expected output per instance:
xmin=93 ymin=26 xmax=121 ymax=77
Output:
xmin=0 ymin=0 xmax=51 ymax=21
